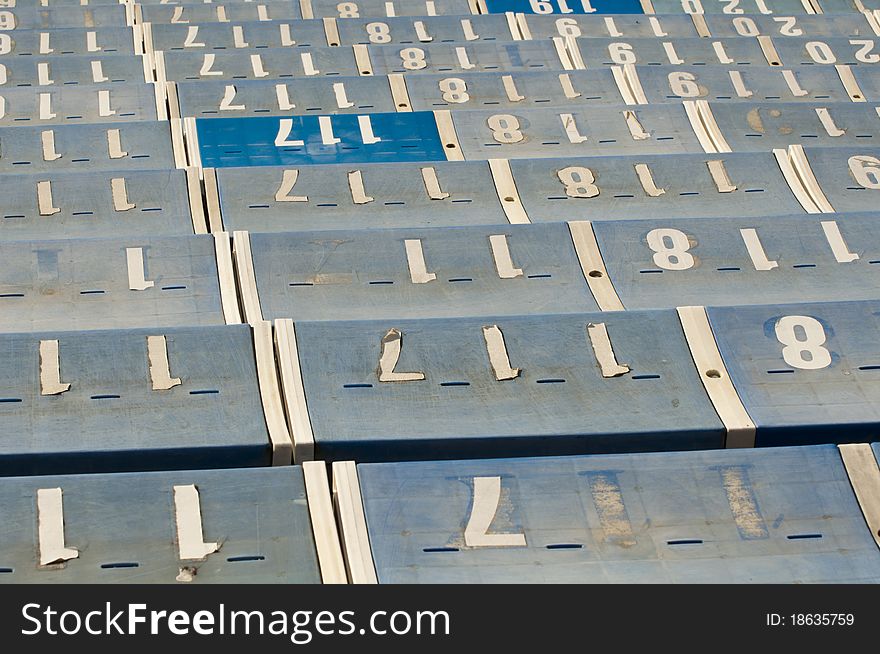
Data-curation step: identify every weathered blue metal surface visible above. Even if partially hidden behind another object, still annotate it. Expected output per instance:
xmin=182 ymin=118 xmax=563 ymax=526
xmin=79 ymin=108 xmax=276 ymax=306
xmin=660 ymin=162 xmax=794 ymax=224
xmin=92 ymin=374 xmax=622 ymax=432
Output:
xmin=0 ymin=235 xmax=226 ymax=332
xmin=247 ymin=224 xmax=598 ymax=320
xmin=294 ymin=310 xmax=725 ymax=461
xmin=359 ymin=445 xmax=880 ymax=582
xmin=0 ymin=466 xmax=320 ymax=583
xmin=594 ymin=213 xmax=880 ymax=309
xmin=213 ymin=160 xmax=509 ymax=232
xmin=0 ymin=123 xmax=177 ymax=174
xmin=512 ymin=152 xmax=803 ymax=220
xmin=708 ymin=300 xmax=880 ymax=446
xmin=0 ymin=325 xmax=270 ymax=475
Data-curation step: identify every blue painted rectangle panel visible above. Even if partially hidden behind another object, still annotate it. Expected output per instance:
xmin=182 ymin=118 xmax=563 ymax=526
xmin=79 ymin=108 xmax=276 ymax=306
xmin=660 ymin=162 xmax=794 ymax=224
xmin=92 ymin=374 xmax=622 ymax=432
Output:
xmin=485 ymin=0 xmax=643 ymax=13
xmin=359 ymin=445 xmax=880 ymax=583
xmin=708 ymin=300 xmax=880 ymax=447
xmin=195 ymin=112 xmax=447 ymax=168
xmin=0 ymin=325 xmax=270 ymax=476
xmin=295 ymin=310 xmax=725 ymax=462
xmin=0 ymin=466 xmax=320 ymax=583
xmin=873 ymin=442 xmax=880 ymax=465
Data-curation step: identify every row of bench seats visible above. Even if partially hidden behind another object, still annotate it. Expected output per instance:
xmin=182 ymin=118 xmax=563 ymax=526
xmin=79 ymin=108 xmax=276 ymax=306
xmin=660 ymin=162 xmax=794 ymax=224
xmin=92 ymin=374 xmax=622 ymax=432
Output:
xmin=5 ymin=0 xmax=876 ymax=27
xmin=1 ymin=137 xmax=876 ymax=237
xmin=189 ymin=103 xmax=880 ymax=166
xmin=4 ymin=206 xmax=880 ymax=316
xmin=1 ymin=443 xmax=877 ymax=582
xmin=9 ymin=13 xmax=880 ymax=60
xmin=3 ymin=295 xmax=880 ymax=463
xmin=203 ymin=149 xmax=878 ymax=228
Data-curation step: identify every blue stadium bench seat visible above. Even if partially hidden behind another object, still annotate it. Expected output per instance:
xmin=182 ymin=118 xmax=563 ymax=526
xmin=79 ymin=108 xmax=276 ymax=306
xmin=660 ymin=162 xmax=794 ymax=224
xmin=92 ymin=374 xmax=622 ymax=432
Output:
xmin=632 ymin=64 xmax=867 ymax=104
xmin=191 ymin=107 xmax=709 ymax=167
xmin=0 ymin=122 xmax=178 ymax=174
xmin=0 ymin=84 xmax=163 ymax=126
xmin=0 ymin=26 xmax=138 ymax=57
xmin=593 ymin=212 xmax=880 ymax=308
xmin=271 ymin=310 xmax=726 ymax=462
xmin=171 ymin=71 xmax=651 ymax=117
xmin=7 ymin=0 xmax=126 ymax=6
xmin=0 ymin=234 xmax=237 ymax=332
xmin=333 ymin=444 xmax=880 ymax=583
xmin=191 ymin=111 xmax=450 ymax=167
xmin=301 ymin=0 xmax=477 ymax=19
xmin=137 ymin=0 xmax=304 ymax=25
xmin=156 ymin=46 xmax=363 ymax=83
xmin=770 ymin=145 xmax=880 ymax=213
xmin=515 ymin=12 xmax=698 ymax=40
xmin=0 ymin=5 xmax=129 ymax=29
xmin=513 ymin=12 xmax=877 ymax=40
xmin=448 ymin=106 xmax=705 ymax=159
xmin=510 ymin=152 xmax=805 ymax=221
xmin=144 ymin=19 xmax=328 ymax=53
xmin=0 ymin=168 xmax=202 ymax=241
xmin=0 ymin=325 xmax=281 ymax=476
xmin=701 ymin=12 xmax=879 ymax=39
xmin=174 ymin=77 xmax=398 ymax=118
xmin=0 ymin=53 xmax=148 ymax=87
xmin=650 ymin=0 xmax=818 ymax=14
xmin=402 ymin=70 xmax=634 ymax=111
xmin=232 ymin=225 xmax=599 ymax=321
xmin=565 ymin=36 xmax=771 ymax=67
xmin=205 ymin=160 xmax=510 ymax=232
xmin=708 ymin=300 xmax=880 ymax=447
xmin=333 ymin=13 xmax=518 ymax=45
xmin=484 ymin=0 xmax=645 ymax=13
xmin=356 ymin=40 xmax=571 ymax=75
xmin=769 ymin=36 xmax=880 ymax=66
xmin=204 ymin=153 xmax=803 ymax=229
xmin=692 ymin=102 xmax=880 ymax=152
xmin=0 ymin=464 xmax=344 ymax=583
